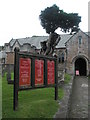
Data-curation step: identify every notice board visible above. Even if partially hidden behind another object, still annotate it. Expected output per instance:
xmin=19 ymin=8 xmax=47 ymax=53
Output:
xmin=35 ymin=59 xmax=44 ymax=85
xmin=47 ymin=60 xmax=55 ymax=85
xmin=19 ymin=58 xmax=31 ymax=87
xmin=13 ymin=47 xmax=58 ymax=111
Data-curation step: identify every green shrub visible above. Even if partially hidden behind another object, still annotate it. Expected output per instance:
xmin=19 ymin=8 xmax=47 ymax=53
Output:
xmin=64 ymin=73 xmax=71 ymax=84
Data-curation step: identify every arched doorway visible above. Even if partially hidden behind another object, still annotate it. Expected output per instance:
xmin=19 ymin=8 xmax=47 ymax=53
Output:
xmin=75 ymin=58 xmax=86 ymax=76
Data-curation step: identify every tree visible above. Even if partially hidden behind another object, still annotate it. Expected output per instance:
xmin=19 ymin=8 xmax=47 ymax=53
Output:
xmin=39 ymin=4 xmax=81 ymax=55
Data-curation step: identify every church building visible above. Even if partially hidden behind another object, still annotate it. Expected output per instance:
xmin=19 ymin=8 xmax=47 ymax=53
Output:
xmin=1 ymin=29 xmax=90 ymax=76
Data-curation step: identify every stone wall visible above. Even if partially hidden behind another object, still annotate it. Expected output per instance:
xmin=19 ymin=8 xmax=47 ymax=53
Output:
xmin=58 ymin=62 xmax=65 ymax=83
xmin=88 ymin=36 xmax=90 ymax=75
xmin=5 ymin=49 xmax=36 ymax=64
xmin=55 ymin=48 xmax=66 ymax=82
xmin=2 ymin=64 xmax=14 ymax=76
xmin=6 ymin=52 xmax=14 ymax=64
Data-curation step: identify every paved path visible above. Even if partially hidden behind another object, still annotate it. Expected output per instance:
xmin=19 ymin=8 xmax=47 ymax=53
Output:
xmin=68 ymin=76 xmax=88 ymax=118
xmin=54 ymin=76 xmax=73 ymax=118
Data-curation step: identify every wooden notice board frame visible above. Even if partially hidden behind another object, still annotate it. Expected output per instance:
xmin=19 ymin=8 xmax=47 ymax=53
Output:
xmin=13 ymin=47 xmax=58 ymax=110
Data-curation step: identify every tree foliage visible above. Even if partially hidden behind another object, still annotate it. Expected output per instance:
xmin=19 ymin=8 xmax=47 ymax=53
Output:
xmin=39 ymin=4 xmax=81 ymax=34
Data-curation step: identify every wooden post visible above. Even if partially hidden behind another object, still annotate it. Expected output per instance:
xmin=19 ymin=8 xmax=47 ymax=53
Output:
xmin=31 ymin=58 xmax=35 ymax=88
xmin=55 ymin=59 xmax=58 ymax=100
xmin=55 ymin=85 xmax=58 ymax=100
xmin=44 ymin=59 xmax=47 ymax=86
xmin=13 ymin=47 xmax=19 ymax=111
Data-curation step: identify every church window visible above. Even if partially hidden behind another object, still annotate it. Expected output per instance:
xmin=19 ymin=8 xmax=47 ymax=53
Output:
xmin=61 ymin=53 xmax=64 ymax=63
xmin=78 ymin=36 xmax=82 ymax=45
xmin=58 ymin=52 xmax=64 ymax=63
xmin=58 ymin=54 xmax=61 ymax=63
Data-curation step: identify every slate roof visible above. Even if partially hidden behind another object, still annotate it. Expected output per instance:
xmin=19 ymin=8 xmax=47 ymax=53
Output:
xmin=85 ymin=32 xmax=90 ymax=37
xmin=9 ymin=36 xmax=48 ymax=49
xmin=8 ymin=31 xmax=90 ymax=49
xmin=9 ymin=34 xmax=72 ymax=49
xmin=56 ymin=34 xmax=72 ymax=48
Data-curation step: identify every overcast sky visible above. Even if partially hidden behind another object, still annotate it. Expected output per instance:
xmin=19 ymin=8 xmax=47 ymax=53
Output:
xmin=0 ymin=0 xmax=89 ymax=46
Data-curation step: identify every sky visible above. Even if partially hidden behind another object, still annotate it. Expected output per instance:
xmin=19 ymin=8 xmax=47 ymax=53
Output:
xmin=0 ymin=0 xmax=89 ymax=46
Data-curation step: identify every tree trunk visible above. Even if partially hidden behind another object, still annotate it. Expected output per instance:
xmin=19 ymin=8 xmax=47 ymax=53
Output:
xmin=40 ymin=32 xmax=61 ymax=56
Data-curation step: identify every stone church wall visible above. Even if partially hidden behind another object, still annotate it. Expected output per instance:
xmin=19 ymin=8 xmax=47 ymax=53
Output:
xmin=88 ymin=36 xmax=90 ymax=75
xmin=66 ymin=30 xmax=89 ymax=75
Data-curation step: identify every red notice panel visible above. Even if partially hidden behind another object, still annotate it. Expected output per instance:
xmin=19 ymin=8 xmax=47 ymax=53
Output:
xmin=47 ymin=60 xmax=55 ymax=85
xmin=35 ymin=59 xmax=44 ymax=85
xmin=19 ymin=58 xmax=31 ymax=87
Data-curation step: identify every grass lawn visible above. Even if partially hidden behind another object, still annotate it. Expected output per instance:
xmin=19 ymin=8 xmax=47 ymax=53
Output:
xmin=2 ymin=74 xmax=64 ymax=118
xmin=0 ymin=75 xmax=2 ymax=120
